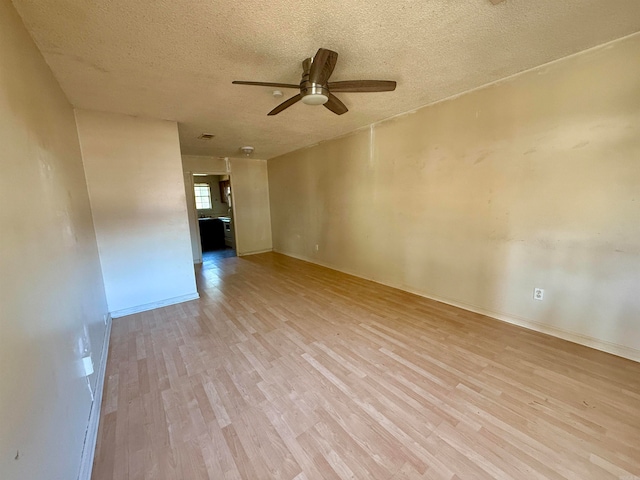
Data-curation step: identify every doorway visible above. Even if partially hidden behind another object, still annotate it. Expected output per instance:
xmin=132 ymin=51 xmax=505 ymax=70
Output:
xmin=186 ymin=172 xmax=237 ymax=263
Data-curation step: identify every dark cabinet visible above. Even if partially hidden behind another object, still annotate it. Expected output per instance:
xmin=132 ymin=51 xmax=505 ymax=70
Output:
xmin=198 ymin=218 xmax=225 ymax=251
xmin=219 ymin=180 xmax=231 ymax=204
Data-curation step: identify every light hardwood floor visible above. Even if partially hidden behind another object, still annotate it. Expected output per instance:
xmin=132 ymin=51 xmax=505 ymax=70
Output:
xmin=92 ymin=252 xmax=640 ymax=479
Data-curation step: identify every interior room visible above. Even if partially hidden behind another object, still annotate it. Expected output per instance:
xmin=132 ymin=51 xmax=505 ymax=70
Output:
xmin=2 ymin=0 xmax=639 ymax=479
xmin=192 ymin=173 xmax=236 ymax=258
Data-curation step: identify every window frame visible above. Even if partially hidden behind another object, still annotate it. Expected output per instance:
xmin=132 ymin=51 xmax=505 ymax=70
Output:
xmin=193 ymin=183 xmax=212 ymax=210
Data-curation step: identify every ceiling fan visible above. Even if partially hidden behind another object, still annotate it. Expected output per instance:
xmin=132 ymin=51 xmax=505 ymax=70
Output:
xmin=232 ymin=48 xmax=396 ymax=116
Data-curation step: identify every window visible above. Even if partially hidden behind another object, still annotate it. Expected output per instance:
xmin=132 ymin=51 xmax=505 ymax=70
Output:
xmin=194 ymin=183 xmax=212 ymax=209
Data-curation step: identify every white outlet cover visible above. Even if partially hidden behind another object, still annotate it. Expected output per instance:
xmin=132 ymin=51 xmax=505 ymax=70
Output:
xmin=82 ymin=356 xmax=94 ymax=376
xmin=534 ymin=288 xmax=544 ymax=300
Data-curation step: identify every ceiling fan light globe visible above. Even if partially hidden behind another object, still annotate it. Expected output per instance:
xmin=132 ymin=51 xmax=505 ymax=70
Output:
xmin=301 ymin=94 xmax=329 ymax=105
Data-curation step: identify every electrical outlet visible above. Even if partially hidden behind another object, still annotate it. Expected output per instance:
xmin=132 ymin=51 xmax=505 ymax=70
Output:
xmin=315 ymin=244 xmax=319 ymax=252
xmin=82 ymin=356 xmax=94 ymax=376
xmin=533 ymin=288 xmax=544 ymax=301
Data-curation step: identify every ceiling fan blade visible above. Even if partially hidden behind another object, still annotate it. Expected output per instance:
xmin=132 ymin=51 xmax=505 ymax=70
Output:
xmin=327 ymin=80 xmax=397 ymax=92
xmin=309 ymin=48 xmax=338 ymax=85
xmin=267 ymin=94 xmax=302 ymax=116
xmin=324 ymin=94 xmax=348 ymax=115
xmin=232 ymin=81 xmax=300 ymax=89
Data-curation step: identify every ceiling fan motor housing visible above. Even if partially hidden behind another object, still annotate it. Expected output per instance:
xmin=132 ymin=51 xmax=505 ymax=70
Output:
xmin=301 ymin=83 xmax=329 ymax=105
xmin=300 ymin=59 xmax=329 ymax=105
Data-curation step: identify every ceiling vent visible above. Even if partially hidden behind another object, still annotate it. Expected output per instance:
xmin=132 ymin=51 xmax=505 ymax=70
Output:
xmin=198 ymin=133 xmax=215 ymax=140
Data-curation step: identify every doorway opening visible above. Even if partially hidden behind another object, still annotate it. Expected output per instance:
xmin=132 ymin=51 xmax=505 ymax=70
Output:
xmin=188 ymin=172 xmax=237 ymax=263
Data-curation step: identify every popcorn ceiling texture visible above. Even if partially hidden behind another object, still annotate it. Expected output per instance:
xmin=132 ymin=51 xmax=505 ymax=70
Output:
xmin=12 ymin=0 xmax=640 ymax=159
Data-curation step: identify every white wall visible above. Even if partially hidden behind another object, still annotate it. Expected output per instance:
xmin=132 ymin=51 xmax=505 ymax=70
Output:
xmin=0 ymin=0 xmax=109 ymax=478
xmin=182 ymin=155 xmax=273 ymax=257
xmin=76 ymin=110 xmax=198 ymax=317
xmin=268 ymin=34 xmax=640 ymax=361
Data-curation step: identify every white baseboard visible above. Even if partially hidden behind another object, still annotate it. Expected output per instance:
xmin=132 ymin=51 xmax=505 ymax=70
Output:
xmin=237 ymin=248 xmax=273 ymax=257
xmin=109 ymin=292 xmax=200 ymax=318
xmin=274 ymin=249 xmax=640 ymax=363
xmin=78 ymin=314 xmax=112 ymax=480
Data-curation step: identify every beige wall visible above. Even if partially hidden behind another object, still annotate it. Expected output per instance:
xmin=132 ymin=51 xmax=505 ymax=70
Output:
xmin=182 ymin=154 xmax=228 ymax=173
xmin=76 ymin=110 xmax=198 ymax=316
xmin=182 ymin=155 xmax=273 ymax=257
xmin=0 ymin=1 xmax=109 ymax=478
xmin=268 ymin=34 xmax=640 ymax=361
xmin=230 ymin=157 xmax=273 ymax=255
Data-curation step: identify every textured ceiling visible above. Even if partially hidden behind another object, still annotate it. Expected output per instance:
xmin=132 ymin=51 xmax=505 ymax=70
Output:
xmin=12 ymin=0 xmax=640 ymax=159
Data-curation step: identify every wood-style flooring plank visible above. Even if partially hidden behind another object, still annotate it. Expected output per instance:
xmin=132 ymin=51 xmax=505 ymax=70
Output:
xmin=92 ymin=251 xmax=640 ymax=479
